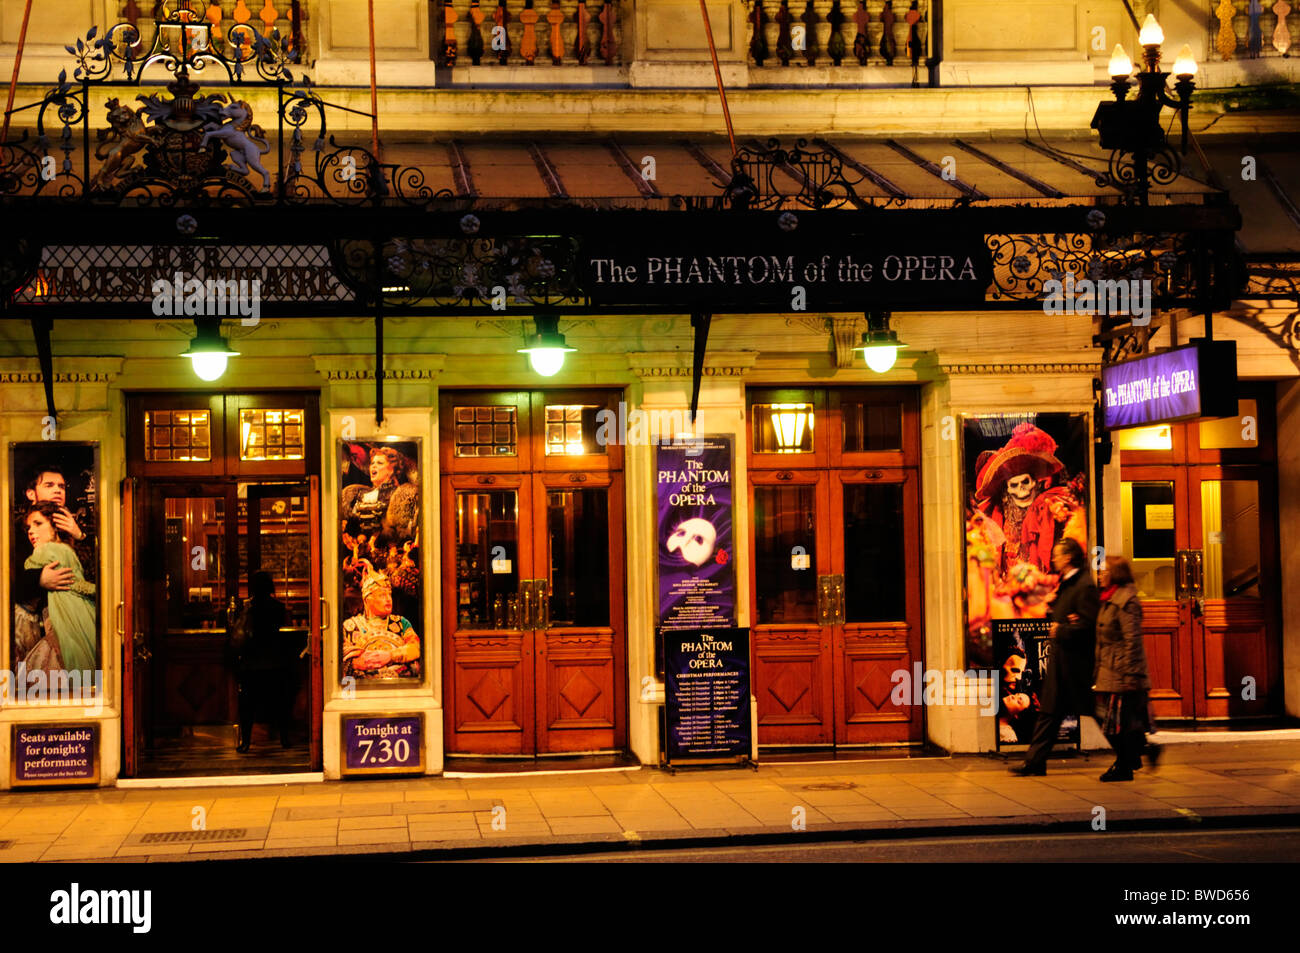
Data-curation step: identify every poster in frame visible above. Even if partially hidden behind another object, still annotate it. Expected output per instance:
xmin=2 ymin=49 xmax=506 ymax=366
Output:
xmin=8 ymin=441 xmax=101 ymax=692
xmin=337 ymin=437 xmax=424 ymax=687
xmin=655 ymin=434 xmax=735 ymax=632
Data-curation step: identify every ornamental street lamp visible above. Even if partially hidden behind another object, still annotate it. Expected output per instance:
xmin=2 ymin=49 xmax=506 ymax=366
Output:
xmin=181 ymin=317 xmax=239 ymax=381
xmin=518 ymin=313 xmax=576 ymax=377
xmin=1091 ymin=15 xmax=1197 ymax=206
xmin=854 ymin=311 xmax=907 ymax=374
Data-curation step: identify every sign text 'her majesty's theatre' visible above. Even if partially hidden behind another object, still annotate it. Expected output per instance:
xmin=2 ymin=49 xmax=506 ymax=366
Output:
xmin=664 ymin=627 xmax=752 ymax=765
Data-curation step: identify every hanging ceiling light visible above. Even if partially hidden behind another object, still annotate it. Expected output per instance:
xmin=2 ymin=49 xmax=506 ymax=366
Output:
xmin=517 ymin=313 xmax=576 ymax=377
xmin=854 ymin=311 xmax=907 ymax=374
xmin=180 ymin=317 xmax=239 ymax=381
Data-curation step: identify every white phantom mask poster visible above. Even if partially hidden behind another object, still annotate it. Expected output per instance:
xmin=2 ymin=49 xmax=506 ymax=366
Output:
xmin=656 ymin=435 xmax=734 ymax=631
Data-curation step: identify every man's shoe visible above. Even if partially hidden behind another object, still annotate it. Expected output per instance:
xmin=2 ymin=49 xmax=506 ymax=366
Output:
xmin=1100 ymin=764 xmax=1133 ymax=782
xmin=1009 ymin=763 xmax=1046 ymax=777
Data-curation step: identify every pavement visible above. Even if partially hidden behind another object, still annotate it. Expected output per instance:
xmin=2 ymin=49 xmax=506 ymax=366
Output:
xmin=2 ymin=736 xmax=1298 ymax=862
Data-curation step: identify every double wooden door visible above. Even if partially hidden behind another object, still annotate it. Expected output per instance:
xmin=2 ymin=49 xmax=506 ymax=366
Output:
xmin=1118 ymin=394 xmax=1281 ymax=720
xmin=440 ymin=391 xmax=626 ymax=756
xmin=747 ymin=388 xmax=924 ymax=747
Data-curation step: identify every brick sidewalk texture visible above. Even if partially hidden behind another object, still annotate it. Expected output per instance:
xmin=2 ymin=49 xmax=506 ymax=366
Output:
xmin=2 ymin=742 xmax=1298 ymax=862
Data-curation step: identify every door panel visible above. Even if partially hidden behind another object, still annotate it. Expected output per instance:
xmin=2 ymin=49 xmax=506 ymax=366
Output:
xmin=1193 ymin=472 xmax=1275 ymax=718
xmin=1120 ymin=472 xmax=1192 ymax=719
xmin=749 ymin=473 xmax=833 ymax=744
xmin=443 ymin=476 xmax=533 ymax=754
xmin=832 ymin=470 xmax=923 ymax=745
xmin=122 ymin=478 xmax=144 ymax=777
xmin=1121 ymin=461 xmax=1280 ymax=722
xmin=307 ymin=476 xmax=323 ymax=768
xmin=534 ymin=474 xmax=624 ymax=753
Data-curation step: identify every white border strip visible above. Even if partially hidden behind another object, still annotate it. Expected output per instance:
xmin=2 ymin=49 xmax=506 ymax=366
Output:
xmin=116 ymin=772 xmax=324 ymax=789
xmin=443 ymin=765 xmax=641 ymax=779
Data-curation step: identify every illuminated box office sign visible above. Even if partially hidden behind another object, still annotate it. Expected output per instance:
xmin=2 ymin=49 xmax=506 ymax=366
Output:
xmin=1101 ymin=341 xmax=1238 ymax=430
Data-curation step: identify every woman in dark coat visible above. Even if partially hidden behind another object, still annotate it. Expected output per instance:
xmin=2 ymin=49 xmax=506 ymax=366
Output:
xmin=1011 ymin=538 xmax=1098 ymax=776
xmin=1093 ymin=555 xmax=1160 ymax=781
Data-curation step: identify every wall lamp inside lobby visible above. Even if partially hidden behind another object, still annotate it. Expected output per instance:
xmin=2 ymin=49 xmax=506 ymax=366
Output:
xmin=518 ymin=313 xmax=576 ymax=377
xmin=854 ymin=311 xmax=906 ymax=374
xmin=181 ymin=317 xmax=239 ymax=382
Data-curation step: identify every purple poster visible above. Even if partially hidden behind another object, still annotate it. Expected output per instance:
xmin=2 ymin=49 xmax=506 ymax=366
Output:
xmin=657 ymin=436 xmax=734 ymax=630
xmin=1101 ymin=345 xmax=1202 ymax=429
xmin=12 ymin=724 xmax=99 ymax=786
xmin=341 ymin=714 xmax=424 ymax=776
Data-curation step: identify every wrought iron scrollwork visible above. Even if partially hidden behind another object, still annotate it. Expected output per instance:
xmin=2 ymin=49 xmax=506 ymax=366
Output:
xmin=722 ymin=137 xmax=869 ymax=210
xmin=986 ymin=231 xmax=1196 ymax=303
xmin=332 ymin=235 xmax=586 ymax=310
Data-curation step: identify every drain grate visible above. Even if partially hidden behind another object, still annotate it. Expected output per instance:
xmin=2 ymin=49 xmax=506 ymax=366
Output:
xmin=1218 ymin=768 xmax=1290 ymax=778
xmin=139 ymin=828 xmax=249 ymax=844
xmin=802 ymin=781 xmax=857 ymax=791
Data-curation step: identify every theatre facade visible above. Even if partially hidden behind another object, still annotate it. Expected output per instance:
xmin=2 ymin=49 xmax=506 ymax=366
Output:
xmin=1 ymin=1 xmax=1298 ymax=787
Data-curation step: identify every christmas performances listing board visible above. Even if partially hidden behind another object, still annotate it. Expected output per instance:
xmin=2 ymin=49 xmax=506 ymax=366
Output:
xmin=664 ymin=627 xmax=751 ymax=765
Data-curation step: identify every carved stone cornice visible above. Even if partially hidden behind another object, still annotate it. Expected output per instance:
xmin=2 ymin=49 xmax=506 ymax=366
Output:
xmin=938 ymin=359 xmax=1101 ymax=376
xmin=312 ymin=354 xmax=448 ymax=382
xmin=627 ymin=351 xmax=760 ymax=380
xmin=0 ymin=358 xmax=125 ymax=384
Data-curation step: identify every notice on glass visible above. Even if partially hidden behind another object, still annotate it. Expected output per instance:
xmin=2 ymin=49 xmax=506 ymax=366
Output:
xmin=657 ymin=435 xmax=734 ymax=631
xmin=11 ymin=724 xmax=99 ymax=787
xmin=664 ymin=627 xmax=751 ymax=765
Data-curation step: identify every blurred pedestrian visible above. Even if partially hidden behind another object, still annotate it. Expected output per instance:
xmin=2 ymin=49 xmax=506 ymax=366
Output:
xmin=235 ymin=572 xmax=288 ymax=752
xmin=1093 ymin=555 xmax=1161 ymax=781
xmin=1011 ymin=538 xmax=1099 ymax=776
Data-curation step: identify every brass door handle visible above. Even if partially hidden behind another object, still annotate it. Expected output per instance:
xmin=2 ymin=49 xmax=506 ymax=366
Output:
xmin=832 ymin=574 xmax=845 ymax=625
xmin=319 ymin=597 xmax=330 ymax=631
xmin=537 ymin=579 xmax=550 ymax=630
xmin=1189 ymin=550 xmax=1204 ymax=598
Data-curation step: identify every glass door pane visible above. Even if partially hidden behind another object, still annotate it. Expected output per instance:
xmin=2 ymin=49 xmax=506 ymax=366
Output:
xmin=1201 ymin=480 xmax=1261 ymax=599
xmin=454 ymin=490 xmax=521 ymax=629
xmin=546 ymin=488 xmax=610 ymax=627
xmin=753 ymin=485 xmax=817 ymax=624
xmin=1121 ymin=481 xmax=1177 ymax=600
xmin=841 ymin=482 xmax=905 ymax=623
xmin=163 ymin=494 xmax=227 ymax=633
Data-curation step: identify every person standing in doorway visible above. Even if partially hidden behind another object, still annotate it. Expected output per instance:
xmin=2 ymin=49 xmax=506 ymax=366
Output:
xmin=236 ymin=572 xmax=287 ymax=753
xmin=1093 ymin=555 xmax=1161 ymax=781
xmin=1011 ymin=538 xmax=1099 ymax=776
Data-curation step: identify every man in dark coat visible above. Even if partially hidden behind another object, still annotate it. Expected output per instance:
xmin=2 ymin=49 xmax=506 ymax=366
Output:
xmin=1011 ymin=538 xmax=1098 ymax=775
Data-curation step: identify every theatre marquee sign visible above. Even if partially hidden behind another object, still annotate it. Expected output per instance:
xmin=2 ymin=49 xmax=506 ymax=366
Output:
xmin=582 ymin=233 xmax=994 ymax=309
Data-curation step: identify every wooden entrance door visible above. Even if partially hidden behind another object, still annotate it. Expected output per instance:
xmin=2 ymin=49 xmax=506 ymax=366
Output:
xmin=440 ymin=390 xmax=626 ymax=756
xmin=748 ymin=388 xmax=924 ymax=747
xmin=1117 ymin=389 xmax=1281 ymax=721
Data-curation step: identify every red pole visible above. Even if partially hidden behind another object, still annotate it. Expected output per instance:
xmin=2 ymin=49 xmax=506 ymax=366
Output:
xmin=2 ymin=0 xmax=35 ymax=144
xmin=698 ymin=0 xmax=737 ymax=157
xmin=367 ymin=0 xmax=382 ymax=160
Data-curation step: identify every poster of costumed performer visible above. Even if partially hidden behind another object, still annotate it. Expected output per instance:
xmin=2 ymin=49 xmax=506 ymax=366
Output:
xmin=965 ymin=418 xmax=1089 ymax=668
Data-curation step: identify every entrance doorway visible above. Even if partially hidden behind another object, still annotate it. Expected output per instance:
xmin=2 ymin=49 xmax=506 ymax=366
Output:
xmin=439 ymin=390 xmax=627 ymax=757
xmin=1116 ymin=387 xmax=1282 ymax=722
xmin=123 ymin=393 xmax=323 ymax=777
xmin=747 ymin=388 xmax=924 ymax=747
